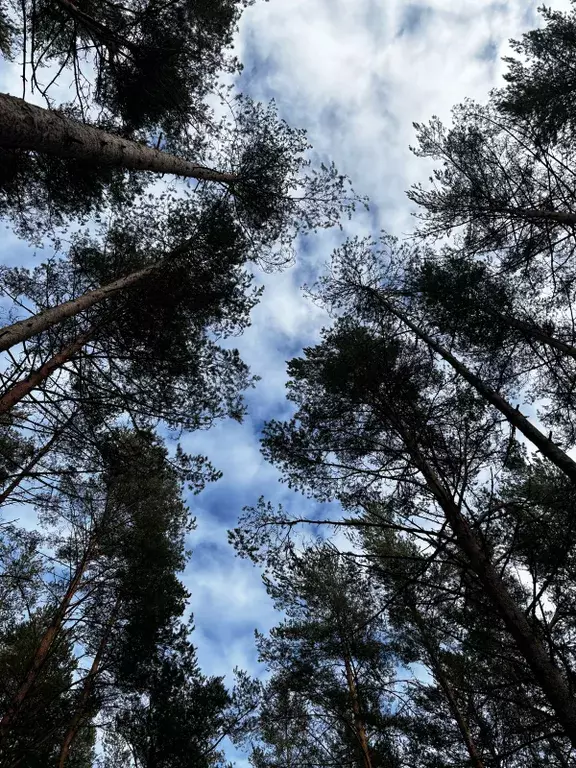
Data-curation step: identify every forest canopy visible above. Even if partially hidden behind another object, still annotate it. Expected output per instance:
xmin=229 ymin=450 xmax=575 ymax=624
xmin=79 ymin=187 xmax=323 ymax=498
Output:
xmin=1 ymin=1 xmax=576 ymax=767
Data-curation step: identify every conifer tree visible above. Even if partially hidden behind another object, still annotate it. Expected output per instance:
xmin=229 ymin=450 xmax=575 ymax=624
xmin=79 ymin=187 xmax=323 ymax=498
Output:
xmin=252 ymin=308 xmax=576 ymax=746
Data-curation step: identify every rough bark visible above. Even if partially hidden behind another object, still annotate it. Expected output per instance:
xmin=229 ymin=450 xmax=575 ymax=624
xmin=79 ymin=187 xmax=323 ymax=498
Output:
xmin=377 ymin=293 xmax=576 ymax=485
xmin=0 ymin=266 xmax=156 ymax=354
xmin=0 ymin=93 xmax=238 ymax=181
xmin=343 ymin=652 xmax=373 ymax=768
xmin=0 ymin=331 xmax=92 ymax=416
xmin=504 ymin=207 xmax=576 ymax=226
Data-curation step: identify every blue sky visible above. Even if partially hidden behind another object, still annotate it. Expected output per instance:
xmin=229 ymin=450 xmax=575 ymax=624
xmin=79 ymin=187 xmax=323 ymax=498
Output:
xmin=0 ymin=0 xmax=571 ymax=762
xmin=179 ymin=0 xmax=567 ymax=684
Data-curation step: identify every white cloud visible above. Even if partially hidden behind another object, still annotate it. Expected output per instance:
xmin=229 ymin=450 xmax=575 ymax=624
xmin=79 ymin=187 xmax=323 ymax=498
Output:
xmin=2 ymin=0 xmax=570 ymax=755
xmin=178 ymin=0 xmax=569 ymax=718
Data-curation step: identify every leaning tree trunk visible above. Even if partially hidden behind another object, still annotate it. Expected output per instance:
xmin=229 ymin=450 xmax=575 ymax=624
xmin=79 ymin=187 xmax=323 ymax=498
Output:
xmin=410 ymin=606 xmax=485 ymax=768
xmin=375 ymin=293 xmax=576 ymax=485
xmin=402 ymin=429 xmax=576 ymax=748
xmin=0 ymin=331 xmax=93 ymax=415
xmin=0 ymin=230 xmax=200 ymax=354
xmin=58 ymin=607 xmax=118 ymax=768
xmin=342 ymin=651 xmax=373 ymax=768
xmin=496 ymin=311 xmax=576 ymax=360
xmin=0 ymin=93 xmax=239 ymax=182
xmin=0 ymin=266 xmax=156 ymax=353
xmin=504 ymin=207 xmax=576 ymax=227
xmin=0 ymin=544 xmax=94 ymax=736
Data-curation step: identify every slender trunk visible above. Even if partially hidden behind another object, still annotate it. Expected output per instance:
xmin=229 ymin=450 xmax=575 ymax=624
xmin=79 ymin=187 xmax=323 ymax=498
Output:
xmin=0 ymin=423 xmax=68 ymax=505
xmin=480 ymin=307 xmax=576 ymax=360
xmin=0 ymin=545 xmax=93 ymax=736
xmin=503 ymin=207 xmax=576 ymax=227
xmin=0 ymin=266 xmax=155 ymax=354
xmin=377 ymin=293 xmax=576 ymax=485
xmin=343 ymin=652 xmax=372 ymax=768
xmin=410 ymin=608 xmax=485 ymax=768
xmin=0 ymin=93 xmax=239 ymax=182
xmin=405 ymin=435 xmax=576 ymax=746
xmin=57 ymin=608 xmax=117 ymax=768
xmin=0 ymin=331 xmax=92 ymax=416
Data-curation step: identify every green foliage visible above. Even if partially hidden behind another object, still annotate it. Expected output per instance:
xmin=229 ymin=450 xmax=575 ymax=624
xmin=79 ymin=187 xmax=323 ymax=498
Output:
xmin=114 ymin=624 xmax=230 ymax=768
xmin=0 ymin=612 xmax=95 ymax=766
xmin=497 ymin=2 xmax=576 ymax=142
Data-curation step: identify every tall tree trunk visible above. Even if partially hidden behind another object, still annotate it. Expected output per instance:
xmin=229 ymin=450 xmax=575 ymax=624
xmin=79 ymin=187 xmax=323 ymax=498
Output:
xmin=503 ymin=207 xmax=576 ymax=227
xmin=0 ymin=421 xmax=69 ymax=505
xmin=375 ymin=293 xmax=576 ymax=485
xmin=57 ymin=607 xmax=118 ymax=768
xmin=0 ymin=230 xmax=198 ymax=354
xmin=0 ymin=266 xmax=156 ymax=353
xmin=0 ymin=544 xmax=94 ymax=736
xmin=0 ymin=331 xmax=92 ymax=416
xmin=401 ymin=429 xmax=576 ymax=747
xmin=342 ymin=652 xmax=373 ymax=768
xmin=410 ymin=607 xmax=485 ymax=768
xmin=0 ymin=93 xmax=239 ymax=182
xmin=496 ymin=311 xmax=576 ymax=360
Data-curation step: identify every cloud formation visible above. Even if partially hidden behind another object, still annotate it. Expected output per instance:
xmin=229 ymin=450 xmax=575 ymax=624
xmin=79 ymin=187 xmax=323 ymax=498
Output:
xmin=0 ymin=1 xmax=572 ymax=759
xmin=181 ymin=0 xmax=570 ymax=698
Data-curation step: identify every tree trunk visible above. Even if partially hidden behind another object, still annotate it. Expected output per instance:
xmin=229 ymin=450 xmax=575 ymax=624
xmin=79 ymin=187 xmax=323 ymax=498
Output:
xmin=0 ymin=266 xmax=156 ymax=353
xmin=57 ymin=608 xmax=117 ymax=768
xmin=504 ymin=207 xmax=576 ymax=227
xmin=405 ymin=435 xmax=576 ymax=747
xmin=0 ymin=93 xmax=238 ymax=182
xmin=0 ymin=423 xmax=68 ymax=505
xmin=0 ymin=331 xmax=92 ymax=415
xmin=0 ymin=545 xmax=93 ymax=736
xmin=410 ymin=607 xmax=485 ymax=768
xmin=377 ymin=293 xmax=576 ymax=485
xmin=343 ymin=652 xmax=373 ymax=768
xmin=496 ymin=311 xmax=576 ymax=360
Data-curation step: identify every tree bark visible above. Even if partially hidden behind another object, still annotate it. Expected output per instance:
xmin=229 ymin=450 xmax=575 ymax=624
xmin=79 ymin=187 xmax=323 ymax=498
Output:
xmin=0 ymin=331 xmax=92 ymax=416
xmin=494 ymin=311 xmax=576 ymax=360
xmin=343 ymin=652 xmax=373 ymax=768
xmin=57 ymin=607 xmax=118 ymax=768
xmin=504 ymin=207 xmax=576 ymax=227
xmin=0 ymin=266 xmax=156 ymax=354
xmin=410 ymin=607 xmax=485 ymax=768
xmin=404 ymin=434 xmax=576 ymax=747
xmin=0 ymin=544 xmax=94 ymax=736
xmin=0 ymin=93 xmax=238 ymax=182
xmin=376 ymin=293 xmax=576 ymax=485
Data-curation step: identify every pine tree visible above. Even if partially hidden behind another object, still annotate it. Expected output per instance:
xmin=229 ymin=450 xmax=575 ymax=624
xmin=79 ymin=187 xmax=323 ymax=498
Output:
xmin=0 ymin=428 xmax=200 ymax=763
xmin=231 ymin=544 xmax=401 ymax=768
xmin=496 ymin=2 xmax=576 ymax=143
xmin=407 ymin=102 xmax=576 ymax=281
xmin=254 ymin=308 xmax=576 ymax=746
xmin=110 ymin=622 xmax=231 ymax=768
xmin=0 ymin=194 xmax=257 ymax=429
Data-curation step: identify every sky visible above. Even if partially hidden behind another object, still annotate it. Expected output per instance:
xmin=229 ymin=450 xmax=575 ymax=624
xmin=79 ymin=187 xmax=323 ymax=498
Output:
xmin=180 ymin=0 xmax=569 ymax=680
xmin=0 ymin=0 xmax=572 ymax=762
